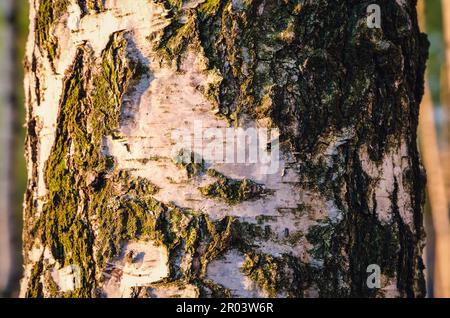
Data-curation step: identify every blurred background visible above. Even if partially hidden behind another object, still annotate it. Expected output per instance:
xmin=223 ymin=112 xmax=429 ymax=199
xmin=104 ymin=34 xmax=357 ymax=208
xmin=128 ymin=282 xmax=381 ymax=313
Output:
xmin=0 ymin=0 xmax=27 ymax=297
xmin=0 ymin=0 xmax=449 ymax=298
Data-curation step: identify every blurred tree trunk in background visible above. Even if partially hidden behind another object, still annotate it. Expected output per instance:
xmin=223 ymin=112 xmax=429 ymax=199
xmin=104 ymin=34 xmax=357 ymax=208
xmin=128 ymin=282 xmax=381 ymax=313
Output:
xmin=0 ymin=0 xmax=14 ymax=297
xmin=21 ymin=0 xmax=429 ymax=298
xmin=418 ymin=80 xmax=450 ymax=298
xmin=0 ymin=0 xmax=27 ymax=297
xmin=418 ymin=0 xmax=450 ymax=298
xmin=9 ymin=0 xmax=29 ymax=297
xmin=442 ymin=0 xmax=450 ymax=199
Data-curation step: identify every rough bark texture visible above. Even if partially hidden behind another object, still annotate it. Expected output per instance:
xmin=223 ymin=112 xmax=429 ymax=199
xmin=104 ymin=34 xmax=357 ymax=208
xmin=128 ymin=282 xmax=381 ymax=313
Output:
xmin=22 ymin=0 xmax=428 ymax=298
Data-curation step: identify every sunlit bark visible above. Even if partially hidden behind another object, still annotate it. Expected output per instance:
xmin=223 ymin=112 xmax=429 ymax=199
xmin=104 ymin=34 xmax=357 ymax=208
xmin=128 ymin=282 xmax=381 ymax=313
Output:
xmin=21 ymin=0 xmax=428 ymax=298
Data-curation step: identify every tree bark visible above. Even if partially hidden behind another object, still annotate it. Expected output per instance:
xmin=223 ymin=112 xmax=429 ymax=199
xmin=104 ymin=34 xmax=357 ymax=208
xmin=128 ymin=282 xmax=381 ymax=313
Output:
xmin=21 ymin=0 xmax=429 ymax=298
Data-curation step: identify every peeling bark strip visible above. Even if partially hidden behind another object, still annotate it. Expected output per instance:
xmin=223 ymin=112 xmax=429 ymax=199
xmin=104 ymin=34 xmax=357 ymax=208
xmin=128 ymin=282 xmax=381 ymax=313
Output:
xmin=22 ymin=0 xmax=428 ymax=298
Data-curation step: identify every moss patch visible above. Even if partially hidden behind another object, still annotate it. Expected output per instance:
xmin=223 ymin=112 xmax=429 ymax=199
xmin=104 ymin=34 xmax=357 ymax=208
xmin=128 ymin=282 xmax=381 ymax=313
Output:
xmin=173 ymin=150 xmax=205 ymax=178
xmin=242 ymin=252 xmax=310 ymax=298
xmin=35 ymin=0 xmax=70 ymax=66
xmin=36 ymin=32 xmax=145 ymax=297
xmin=199 ymin=169 xmax=267 ymax=205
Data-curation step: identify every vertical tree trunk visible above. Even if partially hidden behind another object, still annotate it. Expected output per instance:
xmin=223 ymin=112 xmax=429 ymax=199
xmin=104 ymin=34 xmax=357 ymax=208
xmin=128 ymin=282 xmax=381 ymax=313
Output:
xmin=417 ymin=0 xmax=450 ymax=298
xmin=21 ymin=0 xmax=429 ymax=298
xmin=442 ymin=0 xmax=450 ymax=199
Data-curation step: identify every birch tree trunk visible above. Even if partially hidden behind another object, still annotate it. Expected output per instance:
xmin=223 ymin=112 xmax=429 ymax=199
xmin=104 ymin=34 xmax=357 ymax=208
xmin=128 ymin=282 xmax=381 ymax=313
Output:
xmin=21 ymin=0 xmax=429 ymax=298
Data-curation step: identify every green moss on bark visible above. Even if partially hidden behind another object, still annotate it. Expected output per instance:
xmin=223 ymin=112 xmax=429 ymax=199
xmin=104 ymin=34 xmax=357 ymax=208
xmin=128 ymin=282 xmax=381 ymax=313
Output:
xmin=199 ymin=169 xmax=267 ymax=205
xmin=173 ymin=150 xmax=205 ymax=178
xmin=35 ymin=32 xmax=147 ymax=297
xmin=35 ymin=0 xmax=70 ymax=66
xmin=242 ymin=252 xmax=311 ymax=298
xmin=26 ymin=257 xmax=44 ymax=298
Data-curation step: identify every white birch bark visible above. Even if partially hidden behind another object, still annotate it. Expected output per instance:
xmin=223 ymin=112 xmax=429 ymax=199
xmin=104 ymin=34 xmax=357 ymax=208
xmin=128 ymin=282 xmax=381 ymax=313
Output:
xmin=21 ymin=0 xmax=429 ymax=298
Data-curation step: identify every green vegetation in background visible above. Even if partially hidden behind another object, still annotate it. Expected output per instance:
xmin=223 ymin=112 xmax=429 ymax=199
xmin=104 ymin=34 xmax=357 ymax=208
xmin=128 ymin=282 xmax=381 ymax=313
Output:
xmin=12 ymin=0 xmax=29 ymax=295
xmin=425 ymin=0 xmax=444 ymax=107
xmin=0 ymin=0 xmax=28 ymax=297
xmin=0 ymin=0 xmax=6 ymax=130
